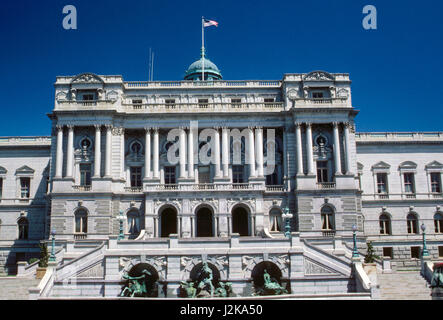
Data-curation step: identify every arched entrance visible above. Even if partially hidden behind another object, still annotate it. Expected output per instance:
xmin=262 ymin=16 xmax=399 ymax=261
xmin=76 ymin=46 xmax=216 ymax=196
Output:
xmin=232 ymin=206 xmax=250 ymax=236
xmin=251 ymin=261 xmax=283 ymax=288
xmin=160 ymin=207 xmax=177 ymax=237
xmin=121 ymin=263 xmax=160 ymax=297
xmin=196 ymin=207 xmax=213 ymax=237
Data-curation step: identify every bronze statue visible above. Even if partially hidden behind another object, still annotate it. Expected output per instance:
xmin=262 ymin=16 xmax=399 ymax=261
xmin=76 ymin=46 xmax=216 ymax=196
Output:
xmin=120 ymin=269 xmax=151 ymax=297
xmin=254 ymin=269 xmax=288 ymax=296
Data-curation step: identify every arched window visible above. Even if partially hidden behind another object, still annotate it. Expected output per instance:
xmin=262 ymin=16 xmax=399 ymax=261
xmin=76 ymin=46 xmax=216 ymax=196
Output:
xmin=130 ymin=141 xmax=142 ymax=155
xmin=379 ymin=214 xmax=391 ymax=235
xmin=75 ymin=209 xmax=88 ymax=234
xmin=321 ymin=206 xmax=335 ymax=231
xmin=435 ymin=213 xmax=443 ymax=234
xmin=407 ymin=213 xmax=419 ymax=234
xmin=18 ymin=217 xmax=29 ymax=240
xmin=127 ymin=210 xmax=140 ymax=235
xmin=232 ymin=206 xmax=250 ymax=236
xmin=80 ymin=137 xmax=92 ymax=150
xmin=269 ymin=208 xmax=283 ymax=232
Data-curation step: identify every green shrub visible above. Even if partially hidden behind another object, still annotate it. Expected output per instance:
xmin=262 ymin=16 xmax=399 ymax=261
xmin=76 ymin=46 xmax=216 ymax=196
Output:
xmin=38 ymin=243 xmax=49 ymax=268
xmin=364 ymin=241 xmax=380 ymax=263
xmin=28 ymin=258 xmax=39 ymax=265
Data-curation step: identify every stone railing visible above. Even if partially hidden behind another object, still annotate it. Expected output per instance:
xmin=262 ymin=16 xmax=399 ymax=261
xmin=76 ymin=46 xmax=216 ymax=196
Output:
xmin=124 ymin=80 xmax=282 ymax=88
xmin=317 ymin=182 xmax=336 ymax=190
xmin=322 ymin=230 xmax=336 ymax=238
xmin=355 ymin=132 xmax=443 ymax=143
xmin=265 ymin=185 xmax=286 ymax=192
xmin=363 ymin=193 xmax=443 ymax=201
xmin=73 ymin=185 xmax=91 ymax=192
xmin=122 ymin=102 xmax=284 ymax=113
xmin=145 ymin=183 xmax=265 ymax=192
xmin=74 ymin=233 xmax=87 ymax=240
xmin=293 ymin=98 xmax=348 ymax=108
xmin=56 ymin=100 xmax=117 ymax=109
xmin=124 ymin=187 xmax=143 ymax=193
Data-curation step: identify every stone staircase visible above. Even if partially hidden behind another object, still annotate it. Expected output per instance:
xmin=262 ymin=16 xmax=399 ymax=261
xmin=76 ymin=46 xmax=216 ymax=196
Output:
xmin=377 ymin=270 xmax=431 ymax=300
xmin=0 ymin=277 xmax=40 ymax=300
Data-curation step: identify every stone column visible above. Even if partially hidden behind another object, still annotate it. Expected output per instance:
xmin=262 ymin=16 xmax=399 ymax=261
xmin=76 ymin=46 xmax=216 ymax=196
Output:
xmin=248 ymin=126 xmax=256 ymax=178
xmin=283 ymin=127 xmax=289 ymax=185
xmin=94 ymin=125 xmax=101 ymax=177
xmin=153 ymin=128 xmax=160 ymax=179
xmin=188 ymin=127 xmax=194 ymax=179
xmin=144 ymin=128 xmax=151 ymax=179
xmin=333 ymin=122 xmax=342 ymax=175
xmin=295 ymin=123 xmax=304 ymax=175
xmin=306 ymin=123 xmax=314 ymax=175
xmin=66 ymin=125 xmax=74 ymax=178
xmin=179 ymin=127 xmax=187 ymax=179
xmin=120 ymin=128 xmax=125 ymax=178
xmin=105 ymin=125 xmax=112 ymax=177
xmin=344 ymin=122 xmax=353 ymax=175
xmin=55 ymin=125 xmax=64 ymax=178
xmin=222 ymin=127 xmax=229 ymax=178
xmin=256 ymin=127 xmax=264 ymax=177
xmin=214 ymin=127 xmax=222 ymax=178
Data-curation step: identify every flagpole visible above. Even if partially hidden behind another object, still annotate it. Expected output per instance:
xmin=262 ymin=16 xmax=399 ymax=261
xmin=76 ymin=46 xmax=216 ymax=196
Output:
xmin=201 ymin=16 xmax=205 ymax=81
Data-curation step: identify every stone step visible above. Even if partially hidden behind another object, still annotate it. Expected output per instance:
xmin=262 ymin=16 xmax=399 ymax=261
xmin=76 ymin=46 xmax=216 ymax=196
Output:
xmin=0 ymin=277 xmax=40 ymax=300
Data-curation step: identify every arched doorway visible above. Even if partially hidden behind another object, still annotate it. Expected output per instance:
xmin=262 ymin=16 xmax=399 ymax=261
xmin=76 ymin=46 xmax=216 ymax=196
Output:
xmin=232 ymin=206 xmax=250 ymax=236
xmin=160 ymin=207 xmax=177 ymax=237
xmin=196 ymin=207 xmax=213 ymax=237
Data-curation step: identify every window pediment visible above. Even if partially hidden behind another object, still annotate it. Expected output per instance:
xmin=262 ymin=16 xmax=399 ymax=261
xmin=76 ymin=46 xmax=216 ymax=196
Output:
xmin=15 ymin=165 xmax=34 ymax=176
xmin=426 ymin=161 xmax=443 ymax=170
xmin=0 ymin=166 xmax=7 ymax=175
xmin=372 ymin=161 xmax=390 ymax=171
xmin=303 ymin=71 xmax=335 ymax=82
xmin=399 ymin=161 xmax=417 ymax=172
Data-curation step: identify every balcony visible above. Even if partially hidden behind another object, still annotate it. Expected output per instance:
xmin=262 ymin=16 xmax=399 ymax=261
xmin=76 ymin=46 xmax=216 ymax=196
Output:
xmin=124 ymin=187 xmax=143 ymax=193
xmin=123 ymin=102 xmax=284 ymax=113
xmin=322 ymin=230 xmax=336 ymax=238
xmin=124 ymin=80 xmax=282 ymax=89
xmin=74 ymin=233 xmax=87 ymax=240
xmin=73 ymin=185 xmax=91 ymax=192
xmin=265 ymin=185 xmax=286 ymax=192
xmin=144 ymin=183 xmax=265 ymax=192
xmin=316 ymin=182 xmax=336 ymax=190
xmin=293 ymin=98 xmax=348 ymax=108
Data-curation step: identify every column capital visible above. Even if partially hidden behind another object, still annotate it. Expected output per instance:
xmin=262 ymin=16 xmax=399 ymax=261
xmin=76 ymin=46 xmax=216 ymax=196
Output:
xmin=344 ymin=121 xmax=352 ymax=128
xmin=112 ymin=126 xmax=125 ymax=135
xmin=255 ymin=126 xmax=263 ymax=131
xmin=67 ymin=124 xmax=74 ymax=130
xmin=247 ymin=125 xmax=255 ymax=130
xmin=179 ymin=125 xmax=189 ymax=130
xmin=152 ymin=127 xmax=159 ymax=133
xmin=105 ymin=124 xmax=113 ymax=130
xmin=144 ymin=127 xmax=152 ymax=133
xmin=213 ymin=126 xmax=221 ymax=131
xmin=332 ymin=121 xmax=341 ymax=128
xmin=94 ymin=124 xmax=102 ymax=130
xmin=294 ymin=122 xmax=302 ymax=129
xmin=56 ymin=125 xmax=64 ymax=131
xmin=305 ymin=122 xmax=312 ymax=128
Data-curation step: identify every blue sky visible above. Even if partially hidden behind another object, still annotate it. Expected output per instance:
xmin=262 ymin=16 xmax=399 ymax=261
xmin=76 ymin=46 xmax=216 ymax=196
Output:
xmin=0 ymin=0 xmax=442 ymax=135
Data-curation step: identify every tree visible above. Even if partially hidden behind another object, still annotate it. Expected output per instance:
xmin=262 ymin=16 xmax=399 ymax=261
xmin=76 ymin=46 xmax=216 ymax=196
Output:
xmin=364 ymin=241 xmax=380 ymax=263
xmin=38 ymin=243 xmax=49 ymax=268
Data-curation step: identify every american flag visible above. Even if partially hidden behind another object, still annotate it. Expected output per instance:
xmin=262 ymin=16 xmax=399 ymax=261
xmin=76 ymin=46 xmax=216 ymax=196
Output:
xmin=203 ymin=19 xmax=218 ymax=27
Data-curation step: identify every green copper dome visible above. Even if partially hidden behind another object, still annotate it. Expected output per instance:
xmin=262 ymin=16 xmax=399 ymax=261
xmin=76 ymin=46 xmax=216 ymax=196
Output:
xmin=184 ymin=48 xmax=222 ymax=81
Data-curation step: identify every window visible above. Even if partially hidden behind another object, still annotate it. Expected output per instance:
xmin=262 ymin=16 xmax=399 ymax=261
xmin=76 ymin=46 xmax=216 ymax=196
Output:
xmin=165 ymin=99 xmax=176 ymax=108
xmin=383 ymin=247 xmax=393 ymax=258
xmin=231 ymin=98 xmax=241 ymax=108
xmin=18 ymin=218 xmax=29 ymax=240
xmin=232 ymin=165 xmax=244 ymax=184
xmin=407 ymin=213 xmax=419 ymax=234
xmin=410 ymin=246 xmax=420 ymax=259
xmin=264 ymin=98 xmax=275 ymax=103
xmin=431 ymin=173 xmax=442 ymax=193
xmin=312 ymin=92 xmax=324 ymax=99
xmin=321 ymin=206 xmax=335 ymax=230
xmin=0 ymin=178 xmax=3 ymax=199
xmin=379 ymin=214 xmax=391 ymax=235
xmin=132 ymin=99 xmax=142 ymax=108
xmin=198 ymin=166 xmax=210 ymax=184
xmin=164 ymin=166 xmax=176 ymax=185
xmin=269 ymin=209 xmax=282 ymax=232
xmin=130 ymin=167 xmax=142 ymax=187
xmin=266 ymin=171 xmax=279 ymax=185
xmin=439 ymin=246 xmax=443 ymax=258
xmin=130 ymin=141 xmax=142 ymax=155
xmin=376 ymin=173 xmax=388 ymax=194
xmin=317 ymin=161 xmax=329 ymax=183
xmin=403 ymin=173 xmax=415 ymax=194
xmin=435 ymin=213 xmax=443 ymax=233
xmin=198 ymin=99 xmax=209 ymax=108
xmin=75 ymin=209 xmax=87 ymax=234
xmin=80 ymin=164 xmax=91 ymax=186
xmin=83 ymin=94 xmax=94 ymax=101
xmin=20 ymin=178 xmax=30 ymax=199
xmin=127 ymin=211 xmax=140 ymax=235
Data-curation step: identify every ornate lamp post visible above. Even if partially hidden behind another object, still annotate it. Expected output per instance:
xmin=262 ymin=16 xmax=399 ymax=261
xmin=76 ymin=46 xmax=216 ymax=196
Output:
xmin=118 ymin=210 xmax=125 ymax=241
xmin=352 ymin=224 xmax=359 ymax=258
xmin=282 ymin=207 xmax=293 ymax=239
xmin=421 ymin=223 xmax=430 ymax=257
xmin=49 ymin=229 xmax=56 ymax=262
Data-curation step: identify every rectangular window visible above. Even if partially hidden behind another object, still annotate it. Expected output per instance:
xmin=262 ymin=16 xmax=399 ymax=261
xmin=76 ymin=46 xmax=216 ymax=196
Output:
xmin=264 ymin=98 xmax=275 ymax=103
xmin=403 ymin=173 xmax=415 ymax=194
xmin=164 ymin=166 xmax=176 ymax=185
xmin=20 ymin=178 xmax=30 ymax=199
xmin=266 ymin=172 xmax=278 ymax=185
xmin=80 ymin=164 xmax=91 ymax=186
xmin=0 ymin=178 xmax=3 ymax=199
xmin=232 ymin=165 xmax=244 ymax=184
xmin=132 ymin=99 xmax=143 ymax=109
xmin=376 ymin=173 xmax=388 ymax=193
xmin=198 ymin=166 xmax=210 ymax=184
xmin=83 ymin=94 xmax=94 ymax=101
xmin=317 ymin=161 xmax=329 ymax=183
xmin=130 ymin=167 xmax=142 ymax=187
xmin=198 ymin=99 xmax=209 ymax=108
xmin=165 ymin=99 xmax=176 ymax=108
xmin=231 ymin=98 xmax=242 ymax=108
xmin=383 ymin=247 xmax=393 ymax=258
xmin=431 ymin=173 xmax=442 ymax=193
xmin=439 ymin=246 xmax=443 ymax=258
xmin=410 ymin=246 xmax=420 ymax=259
xmin=312 ymin=92 xmax=324 ymax=99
